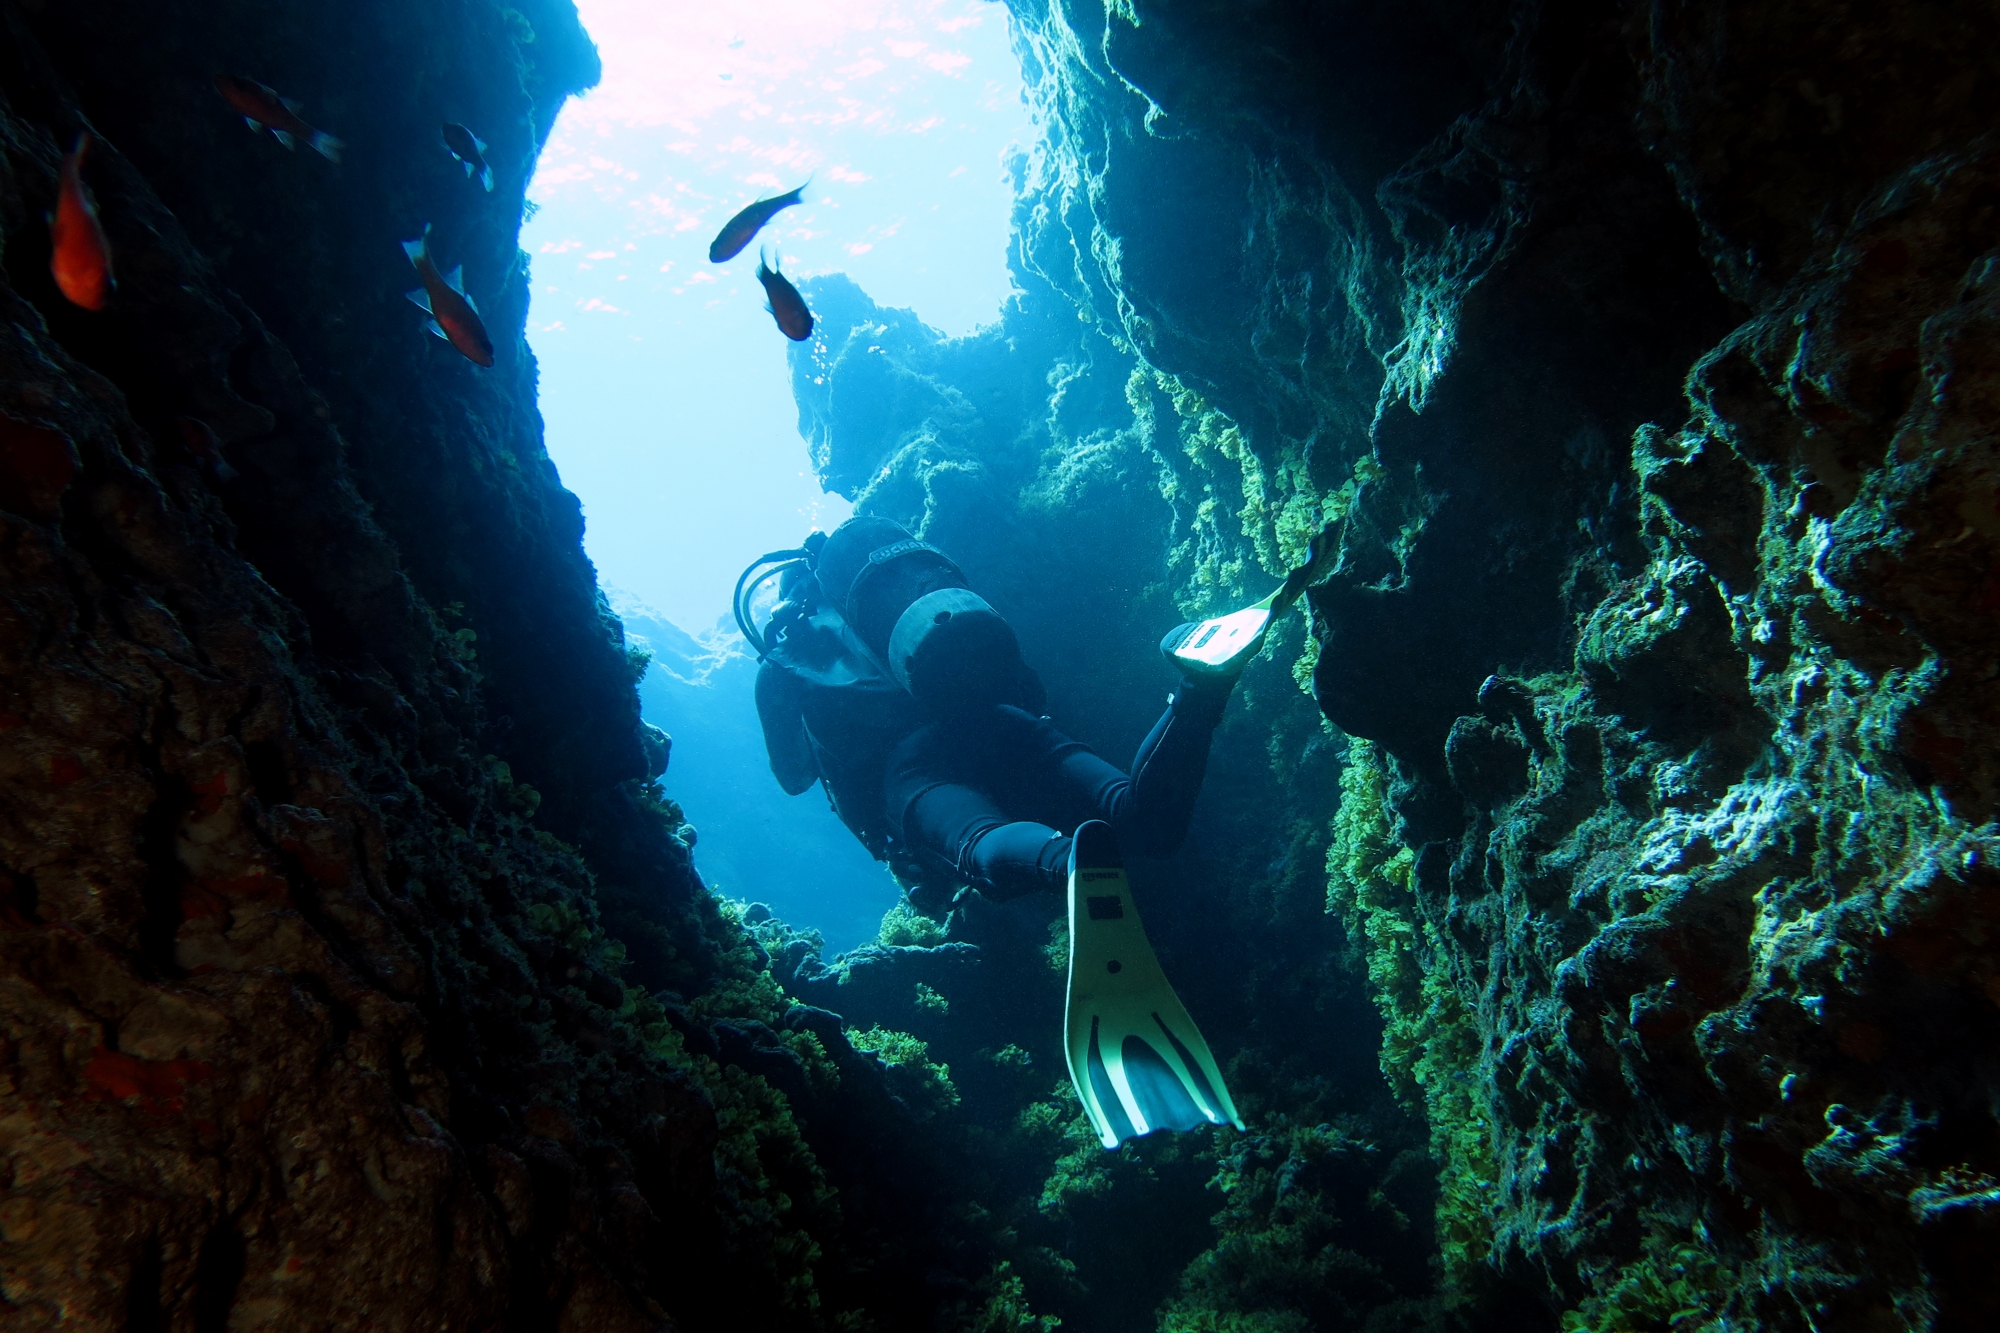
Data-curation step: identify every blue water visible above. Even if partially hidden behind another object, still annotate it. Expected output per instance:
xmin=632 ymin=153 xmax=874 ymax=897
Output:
xmin=616 ymin=597 xmax=903 ymax=953
xmin=527 ymin=2 xmax=1031 ymax=948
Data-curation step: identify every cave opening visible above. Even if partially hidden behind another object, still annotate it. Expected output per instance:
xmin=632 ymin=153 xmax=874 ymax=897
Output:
xmin=522 ymin=0 xmax=1033 ymax=949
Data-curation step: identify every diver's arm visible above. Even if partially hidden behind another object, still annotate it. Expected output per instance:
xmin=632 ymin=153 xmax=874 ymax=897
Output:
xmin=756 ymin=661 xmax=820 ymax=795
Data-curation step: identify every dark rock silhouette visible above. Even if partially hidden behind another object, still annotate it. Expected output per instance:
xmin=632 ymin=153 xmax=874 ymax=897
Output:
xmin=0 ymin=2 xmax=1020 ymax=1329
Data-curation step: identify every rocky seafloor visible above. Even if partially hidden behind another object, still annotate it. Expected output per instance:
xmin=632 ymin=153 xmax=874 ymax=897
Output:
xmin=3 ymin=1 xmax=1996 ymax=1331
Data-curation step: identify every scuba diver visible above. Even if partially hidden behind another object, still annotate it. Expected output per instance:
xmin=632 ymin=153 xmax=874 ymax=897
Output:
xmin=742 ymin=516 xmax=1264 ymax=915
xmin=739 ymin=516 xmax=1310 ymax=1148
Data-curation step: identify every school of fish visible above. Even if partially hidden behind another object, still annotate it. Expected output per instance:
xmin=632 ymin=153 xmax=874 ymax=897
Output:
xmin=46 ymin=77 xmax=499 ymax=369
xmin=46 ymin=62 xmax=841 ymax=436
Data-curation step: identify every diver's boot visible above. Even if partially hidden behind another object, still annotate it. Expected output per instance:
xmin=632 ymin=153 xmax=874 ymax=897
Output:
xmin=1061 ymin=820 xmax=1245 ymax=1149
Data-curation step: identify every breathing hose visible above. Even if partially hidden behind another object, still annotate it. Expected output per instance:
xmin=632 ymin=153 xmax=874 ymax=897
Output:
xmin=733 ymin=547 xmax=813 ymax=658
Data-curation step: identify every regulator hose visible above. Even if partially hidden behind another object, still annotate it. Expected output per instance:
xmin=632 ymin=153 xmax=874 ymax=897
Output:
xmin=733 ymin=547 xmax=813 ymax=658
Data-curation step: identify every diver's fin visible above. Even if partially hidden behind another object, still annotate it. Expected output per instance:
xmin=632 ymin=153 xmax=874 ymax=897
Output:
xmin=1161 ymin=524 xmax=1345 ymax=681
xmin=1062 ymin=821 xmax=1243 ymax=1151
xmin=1162 ymin=594 xmax=1278 ymax=680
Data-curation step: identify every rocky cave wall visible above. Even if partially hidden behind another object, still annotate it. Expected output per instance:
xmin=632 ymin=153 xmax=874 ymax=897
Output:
xmin=0 ymin=3 xmax=1042 ymax=1330
xmin=786 ymin=0 xmax=2000 ymax=1330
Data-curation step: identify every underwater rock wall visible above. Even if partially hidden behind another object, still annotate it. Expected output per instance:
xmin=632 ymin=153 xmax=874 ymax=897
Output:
xmin=981 ymin=0 xmax=1999 ymax=1328
xmin=0 ymin=3 xmax=1031 ymax=1329
xmin=791 ymin=0 xmax=2000 ymax=1328
xmin=787 ymin=93 xmax=1484 ymax=1333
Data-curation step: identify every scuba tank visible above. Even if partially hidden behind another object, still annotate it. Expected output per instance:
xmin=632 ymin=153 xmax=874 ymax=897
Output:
xmin=740 ymin=519 xmax=1041 ymax=717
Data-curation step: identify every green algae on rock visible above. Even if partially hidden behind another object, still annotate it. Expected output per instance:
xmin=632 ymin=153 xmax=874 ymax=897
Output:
xmin=781 ymin=0 xmax=2000 ymax=1328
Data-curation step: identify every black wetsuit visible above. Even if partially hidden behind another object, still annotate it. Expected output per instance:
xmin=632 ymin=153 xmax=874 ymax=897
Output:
xmin=882 ymin=687 xmax=1227 ymax=898
xmin=757 ymin=606 xmax=1226 ymax=900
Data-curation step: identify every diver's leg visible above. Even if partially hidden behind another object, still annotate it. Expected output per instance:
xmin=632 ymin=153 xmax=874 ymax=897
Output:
xmin=902 ymin=783 xmax=1068 ymax=899
xmin=886 ymin=720 xmax=1069 ymax=900
xmin=994 ymin=690 xmax=1229 ymax=859
xmin=1118 ymin=682 xmax=1230 ymax=854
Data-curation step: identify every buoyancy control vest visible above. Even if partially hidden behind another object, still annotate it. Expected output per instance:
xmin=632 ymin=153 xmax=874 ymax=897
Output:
xmin=760 ymin=593 xmax=921 ymax=857
xmin=739 ymin=520 xmax=1043 ymax=860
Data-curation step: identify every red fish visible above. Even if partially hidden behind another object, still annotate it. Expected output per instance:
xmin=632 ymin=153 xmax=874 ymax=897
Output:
xmin=402 ymin=226 xmax=495 ymax=367
xmin=215 ymin=75 xmax=344 ymax=162
xmin=710 ymin=181 xmax=808 ymax=263
xmin=50 ymin=133 xmax=114 ymax=311
xmin=756 ymin=251 xmax=814 ymax=342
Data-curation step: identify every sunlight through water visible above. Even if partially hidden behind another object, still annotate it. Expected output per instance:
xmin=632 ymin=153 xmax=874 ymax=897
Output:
xmin=523 ymin=0 xmax=1030 ymax=632
xmin=521 ymin=0 xmax=1033 ymax=946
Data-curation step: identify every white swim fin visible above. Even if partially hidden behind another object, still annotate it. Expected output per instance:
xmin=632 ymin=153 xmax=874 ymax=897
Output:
xmin=1063 ymin=820 xmax=1244 ymax=1150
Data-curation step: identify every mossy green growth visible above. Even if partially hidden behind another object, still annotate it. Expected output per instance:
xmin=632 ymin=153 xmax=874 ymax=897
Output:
xmin=1125 ymin=365 xmax=1395 ymax=713
xmin=946 ymin=1262 xmax=1065 ymax=1333
xmin=1027 ymin=1080 xmax=1213 ymax=1223
xmin=1129 ymin=366 xmax=1379 ymax=616
xmin=694 ymin=1052 xmax=836 ymax=1314
xmin=990 ymin=1043 xmax=1034 ymax=1072
xmin=1558 ymin=1224 xmax=1733 ymax=1333
xmin=505 ymin=872 xmax=832 ymax=1313
xmin=622 ymin=640 xmax=654 ymax=684
xmin=1044 ymin=916 xmax=1069 ymax=972
xmin=1021 ymin=1080 xmax=1117 ymax=1216
xmin=914 ymin=981 xmax=950 ymax=1014
xmin=693 ymin=894 xmax=793 ymax=1025
xmin=1325 ymin=739 xmax=1498 ymax=1284
xmin=879 ymin=897 xmax=949 ymax=948
xmin=1159 ymin=1119 xmax=1454 ymax=1333
xmin=851 ymin=1025 xmax=961 ymax=1116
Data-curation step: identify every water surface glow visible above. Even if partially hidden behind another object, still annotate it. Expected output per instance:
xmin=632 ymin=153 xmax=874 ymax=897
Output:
xmin=525 ymin=0 xmax=1029 ymax=631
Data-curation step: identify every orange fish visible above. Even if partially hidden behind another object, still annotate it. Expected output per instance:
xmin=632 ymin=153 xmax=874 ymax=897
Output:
xmin=215 ymin=75 xmax=344 ymax=162
xmin=756 ymin=251 xmax=813 ymax=342
xmin=403 ymin=226 xmax=495 ymax=367
xmin=50 ymin=132 xmax=113 ymax=311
